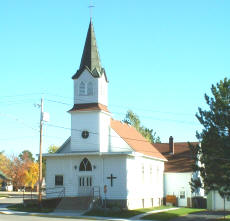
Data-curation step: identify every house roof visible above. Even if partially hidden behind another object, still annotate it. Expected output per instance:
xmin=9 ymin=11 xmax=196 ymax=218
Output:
xmin=154 ymin=142 xmax=199 ymax=172
xmin=69 ymin=103 xmax=109 ymax=113
xmin=110 ymin=119 xmax=167 ymax=161
xmin=72 ymin=20 xmax=108 ymax=82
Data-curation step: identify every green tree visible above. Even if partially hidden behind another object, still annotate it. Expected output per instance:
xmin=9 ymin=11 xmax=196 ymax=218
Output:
xmin=19 ymin=150 xmax=34 ymax=162
xmin=0 ymin=152 xmax=11 ymax=178
xmin=191 ymin=78 xmax=230 ymax=199
xmin=123 ymin=110 xmax=161 ymax=143
xmin=48 ymin=145 xmax=59 ymax=153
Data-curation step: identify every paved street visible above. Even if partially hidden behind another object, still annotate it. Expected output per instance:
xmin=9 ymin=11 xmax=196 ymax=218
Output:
xmin=0 ymin=214 xmax=97 ymax=221
xmin=171 ymin=211 xmax=229 ymax=221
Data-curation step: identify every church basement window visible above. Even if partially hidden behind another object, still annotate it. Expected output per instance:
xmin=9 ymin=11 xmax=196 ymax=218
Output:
xmin=55 ymin=175 xmax=63 ymax=186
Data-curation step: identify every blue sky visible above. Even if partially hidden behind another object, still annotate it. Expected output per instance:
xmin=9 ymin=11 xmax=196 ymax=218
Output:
xmin=1 ymin=0 xmax=229 ymax=158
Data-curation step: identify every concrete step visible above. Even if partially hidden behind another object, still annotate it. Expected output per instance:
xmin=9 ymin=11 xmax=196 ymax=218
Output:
xmin=56 ymin=197 xmax=91 ymax=211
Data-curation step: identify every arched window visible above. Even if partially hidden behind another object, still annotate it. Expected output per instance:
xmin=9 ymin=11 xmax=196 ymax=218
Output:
xmin=79 ymin=81 xmax=85 ymax=96
xmin=87 ymin=82 xmax=93 ymax=96
xmin=79 ymin=158 xmax=92 ymax=171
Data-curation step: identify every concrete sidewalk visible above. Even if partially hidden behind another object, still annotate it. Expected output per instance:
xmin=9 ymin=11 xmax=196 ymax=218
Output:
xmin=0 ymin=203 xmax=172 ymax=221
xmin=0 ymin=195 xmax=179 ymax=221
xmin=130 ymin=207 xmax=179 ymax=220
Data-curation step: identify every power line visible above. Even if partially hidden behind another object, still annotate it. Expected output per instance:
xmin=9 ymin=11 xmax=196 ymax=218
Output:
xmin=1 ymin=92 xmax=196 ymax=117
xmin=46 ymin=99 xmax=70 ymax=106
xmin=1 ymin=93 xmax=43 ymax=98
xmin=0 ymin=112 xmax=39 ymax=132
xmin=44 ymin=100 xmax=197 ymax=125
xmin=45 ymin=123 xmax=181 ymax=145
xmin=0 ymin=136 xmax=37 ymax=141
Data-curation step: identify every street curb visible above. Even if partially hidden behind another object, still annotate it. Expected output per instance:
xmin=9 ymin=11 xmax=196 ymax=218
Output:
xmin=0 ymin=210 xmax=152 ymax=221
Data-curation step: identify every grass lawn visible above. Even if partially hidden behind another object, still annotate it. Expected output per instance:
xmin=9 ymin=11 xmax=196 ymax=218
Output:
xmin=141 ymin=208 xmax=206 ymax=220
xmin=85 ymin=206 xmax=172 ymax=218
xmin=7 ymin=204 xmax=54 ymax=213
xmin=0 ymin=194 xmax=8 ymax=198
xmin=218 ymin=214 xmax=230 ymax=220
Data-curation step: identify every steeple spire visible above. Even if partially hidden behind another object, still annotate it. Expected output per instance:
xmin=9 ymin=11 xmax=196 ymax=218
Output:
xmin=80 ymin=20 xmax=101 ymax=72
xmin=72 ymin=20 xmax=107 ymax=80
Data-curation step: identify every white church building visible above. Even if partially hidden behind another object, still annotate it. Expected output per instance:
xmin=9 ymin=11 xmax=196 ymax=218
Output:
xmin=44 ymin=20 xmax=167 ymax=209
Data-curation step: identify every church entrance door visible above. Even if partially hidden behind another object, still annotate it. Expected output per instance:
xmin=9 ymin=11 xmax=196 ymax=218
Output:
xmin=78 ymin=176 xmax=92 ymax=196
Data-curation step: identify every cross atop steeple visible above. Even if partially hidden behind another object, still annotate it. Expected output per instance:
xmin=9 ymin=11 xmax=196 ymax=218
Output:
xmin=88 ymin=0 xmax=95 ymax=20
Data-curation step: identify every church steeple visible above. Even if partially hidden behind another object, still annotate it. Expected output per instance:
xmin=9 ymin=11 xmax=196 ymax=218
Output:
xmin=72 ymin=20 xmax=107 ymax=80
xmin=71 ymin=20 xmax=109 ymax=108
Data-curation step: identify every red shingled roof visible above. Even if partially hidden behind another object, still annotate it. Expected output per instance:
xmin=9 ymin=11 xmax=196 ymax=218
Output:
xmin=154 ymin=142 xmax=199 ymax=172
xmin=110 ymin=119 xmax=167 ymax=161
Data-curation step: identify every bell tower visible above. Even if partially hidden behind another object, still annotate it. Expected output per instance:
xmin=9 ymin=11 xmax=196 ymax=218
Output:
xmin=72 ymin=20 xmax=108 ymax=107
xmin=69 ymin=20 xmax=110 ymax=152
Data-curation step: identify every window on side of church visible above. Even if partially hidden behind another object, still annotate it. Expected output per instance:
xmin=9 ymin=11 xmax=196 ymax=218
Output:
xmin=55 ymin=175 xmax=63 ymax=186
xmin=156 ymin=167 xmax=160 ymax=186
xmin=180 ymin=191 xmax=185 ymax=199
xmin=79 ymin=81 xmax=86 ymax=96
xmin=150 ymin=165 xmax=153 ymax=183
xmin=142 ymin=164 xmax=145 ymax=183
xmin=87 ymin=82 xmax=93 ymax=96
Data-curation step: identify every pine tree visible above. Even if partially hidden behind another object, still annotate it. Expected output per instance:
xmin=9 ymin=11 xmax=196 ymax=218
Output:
xmin=191 ymin=78 xmax=230 ymax=198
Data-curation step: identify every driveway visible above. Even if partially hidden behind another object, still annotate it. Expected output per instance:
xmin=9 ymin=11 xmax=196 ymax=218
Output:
xmin=171 ymin=211 xmax=229 ymax=221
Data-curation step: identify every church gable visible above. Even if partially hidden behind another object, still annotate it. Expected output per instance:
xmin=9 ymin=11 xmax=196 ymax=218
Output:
xmin=109 ymin=127 xmax=133 ymax=152
xmin=110 ymin=119 xmax=167 ymax=161
xmin=56 ymin=137 xmax=71 ymax=153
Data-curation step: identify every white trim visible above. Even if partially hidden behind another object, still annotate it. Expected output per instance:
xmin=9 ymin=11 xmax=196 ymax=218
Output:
xmin=43 ymin=151 xmax=134 ymax=158
xmin=43 ymin=150 xmax=166 ymax=162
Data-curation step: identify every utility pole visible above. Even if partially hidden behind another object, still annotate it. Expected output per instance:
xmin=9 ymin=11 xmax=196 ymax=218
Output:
xmin=38 ymin=98 xmax=43 ymax=204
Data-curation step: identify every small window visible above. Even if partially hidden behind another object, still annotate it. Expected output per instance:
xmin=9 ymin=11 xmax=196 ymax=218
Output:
xmin=142 ymin=164 xmax=144 ymax=183
xmin=55 ymin=175 xmax=63 ymax=186
xmin=226 ymin=196 xmax=230 ymax=201
xmin=180 ymin=191 xmax=185 ymax=199
xmin=150 ymin=165 xmax=153 ymax=183
xmin=87 ymin=82 xmax=93 ymax=96
xmin=79 ymin=82 xmax=85 ymax=96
